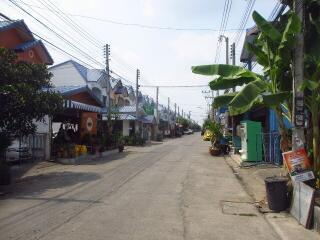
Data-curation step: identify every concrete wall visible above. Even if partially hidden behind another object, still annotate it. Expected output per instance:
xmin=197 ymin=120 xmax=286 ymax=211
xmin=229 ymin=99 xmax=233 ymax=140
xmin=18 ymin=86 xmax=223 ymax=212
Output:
xmin=123 ymin=120 xmax=130 ymax=136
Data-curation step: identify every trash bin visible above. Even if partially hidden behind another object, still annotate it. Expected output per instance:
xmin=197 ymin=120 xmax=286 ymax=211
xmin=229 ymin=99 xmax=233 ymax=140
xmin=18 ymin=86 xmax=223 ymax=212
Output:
xmin=264 ymin=176 xmax=288 ymax=212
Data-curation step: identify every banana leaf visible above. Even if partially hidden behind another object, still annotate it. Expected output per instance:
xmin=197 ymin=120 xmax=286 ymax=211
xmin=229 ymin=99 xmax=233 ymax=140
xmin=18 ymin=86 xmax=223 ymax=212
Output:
xmin=228 ymin=79 xmax=268 ymax=116
xmin=261 ymin=91 xmax=291 ymax=108
xmin=252 ymin=11 xmax=281 ymax=42
xmin=246 ymin=42 xmax=269 ymax=67
xmin=212 ymin=92 xmax=238 ymax=108
xmin=191 ymin=64 xmax=256 ymax=77
xmin=209 ymin=75 xmax=257 ymax=90
xmin=276 ymin=12 xmax=301 ymax=66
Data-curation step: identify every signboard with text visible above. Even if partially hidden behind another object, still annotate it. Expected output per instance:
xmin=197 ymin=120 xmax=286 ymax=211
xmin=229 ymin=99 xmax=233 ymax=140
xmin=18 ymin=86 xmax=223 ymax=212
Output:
xmin=282 ymin=148 xmax=314 ymax=182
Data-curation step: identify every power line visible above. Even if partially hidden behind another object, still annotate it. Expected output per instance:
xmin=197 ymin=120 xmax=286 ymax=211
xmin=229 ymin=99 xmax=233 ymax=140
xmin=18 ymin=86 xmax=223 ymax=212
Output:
xmin=12 ymin=1 xmax=247 ymax=32
xmin=233 ymin=0 xmax=256 ymax=48
xmin=36 ymin=0 xmax=103 ymax=49
xmin=0 ymin=13 xmax=101 ymax=69
xmin=215 ymin=0 xmax=233 ymax=63
xmin=8 ymin=0 xmax=105 ymax=68
xmin=140 ymin=85 xmax=208 ymax=88
xmin=17 ymin=0 xmax=102 ymax=61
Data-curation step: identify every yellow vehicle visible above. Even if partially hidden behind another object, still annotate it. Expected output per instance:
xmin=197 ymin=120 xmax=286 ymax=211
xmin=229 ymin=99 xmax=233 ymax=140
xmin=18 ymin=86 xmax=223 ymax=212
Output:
xmin=203 ymin=130 xmax=212 ymax=141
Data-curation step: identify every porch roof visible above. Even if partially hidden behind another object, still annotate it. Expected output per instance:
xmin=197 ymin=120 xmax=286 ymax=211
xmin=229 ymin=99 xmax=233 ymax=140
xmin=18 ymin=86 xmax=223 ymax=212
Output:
xmin=63 ymin=99 xmax=102 ymax=113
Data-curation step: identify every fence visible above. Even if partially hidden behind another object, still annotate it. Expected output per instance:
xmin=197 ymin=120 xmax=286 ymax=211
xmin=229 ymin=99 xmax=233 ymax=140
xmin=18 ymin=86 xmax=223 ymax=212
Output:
xmin=21 ymin=133 xmax=48 ymax=161
xmin=257 ymin=132 xmax=282 ymax=165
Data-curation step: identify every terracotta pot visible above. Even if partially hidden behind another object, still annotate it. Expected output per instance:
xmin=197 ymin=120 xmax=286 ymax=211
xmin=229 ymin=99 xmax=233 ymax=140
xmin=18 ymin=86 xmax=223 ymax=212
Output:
xmin=209 ymin=147 xmax=221 ymax=156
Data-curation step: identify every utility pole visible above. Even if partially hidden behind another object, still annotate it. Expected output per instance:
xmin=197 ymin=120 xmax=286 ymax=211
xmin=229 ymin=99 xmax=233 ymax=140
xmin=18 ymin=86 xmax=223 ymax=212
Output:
xmin=136 ymin=69 xmax=140 ymax=133
xmin=231 ymin=42 xmax=236 ymax=138
xmin=167 ymin=97 xmax=170 ymax=135
xmin=218 ymin=35 xmax=229 ymax=98
xmin=174 ymin=103 xmax=177 ymax=121
xmin=104 ymin=44 xmax=111 ymax=128
xmin=156 ymin=86 xmax=159 ymax=124
xmin=189 ymin=111 xmax=191 ymax=120
xmin=292 ymin=0 xmax=305 ymax=150
xmin=231 ymin=42 xmax=236 ymax=92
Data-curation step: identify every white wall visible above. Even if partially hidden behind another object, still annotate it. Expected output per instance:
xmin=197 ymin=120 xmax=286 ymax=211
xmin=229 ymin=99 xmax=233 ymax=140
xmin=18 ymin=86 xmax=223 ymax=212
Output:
xmin=50 ymin=61 xmax=86 ymax=86
xmin=123 ymin=120 xmax=130 ymax=136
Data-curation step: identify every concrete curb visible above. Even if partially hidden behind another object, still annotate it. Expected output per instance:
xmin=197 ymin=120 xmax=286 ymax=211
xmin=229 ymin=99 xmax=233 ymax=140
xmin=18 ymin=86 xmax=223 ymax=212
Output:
xmin=225 ymin=154 xmax=319 ymax=240
xmin=56 ymin=149 xmax=119 ymax=165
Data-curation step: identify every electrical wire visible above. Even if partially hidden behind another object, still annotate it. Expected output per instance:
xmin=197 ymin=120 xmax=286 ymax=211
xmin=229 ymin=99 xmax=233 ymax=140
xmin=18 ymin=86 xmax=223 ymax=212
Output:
xmin=12 ymin=0 xmax=246 ymax=32
xmin=36 ymin=0 xmax=103 ymax=49
xmin=17 ymin=0 xmax=102 ymax=61
xmin=8 ymin=0 xmax=105 ymax=68
xmin=215 ymin=0 xmax=233 ymax=63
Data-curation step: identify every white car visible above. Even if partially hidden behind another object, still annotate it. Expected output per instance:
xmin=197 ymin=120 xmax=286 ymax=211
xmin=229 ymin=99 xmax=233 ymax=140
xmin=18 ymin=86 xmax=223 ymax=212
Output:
xmin=6 ymin=139 xmax=31 ymax=162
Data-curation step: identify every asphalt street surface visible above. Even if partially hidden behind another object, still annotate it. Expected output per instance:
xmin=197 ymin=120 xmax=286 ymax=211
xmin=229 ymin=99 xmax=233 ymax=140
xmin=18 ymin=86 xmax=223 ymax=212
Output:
xmin=0 ymin=134 xmax=280 ymax=240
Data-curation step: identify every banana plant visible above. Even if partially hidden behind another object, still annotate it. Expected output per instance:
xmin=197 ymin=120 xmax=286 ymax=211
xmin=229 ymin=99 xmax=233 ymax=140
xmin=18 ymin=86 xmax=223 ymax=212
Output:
xmin=192 ymin=10 xmax=301 ymax=152
xmin=300 ymin=62 xmax=320 ymax=171
xmin=302 ymin=0 xmax=320 ymax=173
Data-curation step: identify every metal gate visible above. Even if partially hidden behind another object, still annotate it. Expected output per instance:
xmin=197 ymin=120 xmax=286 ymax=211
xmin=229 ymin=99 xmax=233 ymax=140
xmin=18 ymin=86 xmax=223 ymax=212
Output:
xmin=22 ymin=133 xmax=47 ymax=161
xmin=257 ymin=132 xmax=282 ymax=165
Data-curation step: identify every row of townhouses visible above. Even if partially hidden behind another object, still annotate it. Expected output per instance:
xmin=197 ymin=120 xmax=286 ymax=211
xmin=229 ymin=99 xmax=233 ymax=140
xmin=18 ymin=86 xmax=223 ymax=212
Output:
xmin=0 ymin=19 xmax=182 ymax=161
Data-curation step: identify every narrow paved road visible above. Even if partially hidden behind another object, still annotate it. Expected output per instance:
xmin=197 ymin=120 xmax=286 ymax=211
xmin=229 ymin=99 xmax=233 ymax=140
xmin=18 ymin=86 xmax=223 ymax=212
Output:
xmin=0 ymin=134 xmax=280 ymax=240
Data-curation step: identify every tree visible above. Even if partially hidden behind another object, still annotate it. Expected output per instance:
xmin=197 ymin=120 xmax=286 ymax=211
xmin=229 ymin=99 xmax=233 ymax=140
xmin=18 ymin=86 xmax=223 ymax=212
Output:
xmin=0 ymin=48 xmax=62 ymax=153
xmin=192 ymin=10 xmax=301 ymax=152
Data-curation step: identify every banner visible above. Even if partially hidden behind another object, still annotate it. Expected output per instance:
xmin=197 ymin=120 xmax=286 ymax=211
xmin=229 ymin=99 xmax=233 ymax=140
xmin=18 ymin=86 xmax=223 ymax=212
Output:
xmin=282 ymin=148 xmax=314 ymax=182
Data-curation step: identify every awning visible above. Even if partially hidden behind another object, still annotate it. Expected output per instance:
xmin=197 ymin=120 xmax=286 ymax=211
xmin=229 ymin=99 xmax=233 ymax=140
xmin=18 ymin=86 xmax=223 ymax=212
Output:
xmin=63 ymin=99 xmax=102 ymax=113
xmin=112 ymin=114 xmax=136 ymax=120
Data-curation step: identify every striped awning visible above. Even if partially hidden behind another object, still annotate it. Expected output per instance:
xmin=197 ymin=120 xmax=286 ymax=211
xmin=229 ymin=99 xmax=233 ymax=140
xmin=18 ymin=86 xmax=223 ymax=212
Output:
xmin=63 ymin=99 xmax=102 ymax=113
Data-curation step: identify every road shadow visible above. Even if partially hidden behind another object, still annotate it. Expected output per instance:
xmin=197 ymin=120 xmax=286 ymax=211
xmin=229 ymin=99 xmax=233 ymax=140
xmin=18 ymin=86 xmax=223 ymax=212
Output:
xmin=77 ymin=151 xmax=130 ymax=166
xmin=1 ymin=171 xmax=101 ymax=198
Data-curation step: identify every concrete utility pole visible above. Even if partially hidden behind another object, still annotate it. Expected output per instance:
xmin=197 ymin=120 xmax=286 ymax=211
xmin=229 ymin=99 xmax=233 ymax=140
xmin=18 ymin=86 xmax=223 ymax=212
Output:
xmin=105 ymin=44 xmax=111 ymax=127
xmin=189 ymin=111 xmax=191 ymax=120
xmin=167 ymin=97 xmax=170 ymax=134
xmin=231 ymin=42 xmax=236 ymax=92
xmin=136 ymin=69 xmax=140 ymax=133
xmin=292 ymin=0 xmax=305 ymax=150
xmin=218 ymin=35 xmax=229 ymax=98
xmin=231 ymin=42 xmax=236 ymax=137
xmin=156 ymin=86 xmax=159 ymax=124
xmin=174 ymin=103 xmax=177 ymax=120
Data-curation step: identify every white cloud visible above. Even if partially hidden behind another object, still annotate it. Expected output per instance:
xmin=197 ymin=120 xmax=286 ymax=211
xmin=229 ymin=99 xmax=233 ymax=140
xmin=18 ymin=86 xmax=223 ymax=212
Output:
xmin=141 ymin=0 xmax=155 ymax=17
xmin=170 ymin=32 xmax=217 ymax=63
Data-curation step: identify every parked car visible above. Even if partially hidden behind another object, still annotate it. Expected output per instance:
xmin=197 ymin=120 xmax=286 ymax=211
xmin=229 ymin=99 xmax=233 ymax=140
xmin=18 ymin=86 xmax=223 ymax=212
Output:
xmin=183 ymin=129 xmax=193 ymax=135
xmin=6 ymin=139 xmax=31 ymax=162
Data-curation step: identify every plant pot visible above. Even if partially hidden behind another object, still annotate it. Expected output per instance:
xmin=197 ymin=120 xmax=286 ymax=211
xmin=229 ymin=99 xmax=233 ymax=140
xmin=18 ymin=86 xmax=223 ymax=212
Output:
xmin=0 ymin=164 xmax=11 ymax=185
xmin=209 ymin=147 xmax=221 ymax=156
xmin=118 ymin=145 xmax=124 ymax=152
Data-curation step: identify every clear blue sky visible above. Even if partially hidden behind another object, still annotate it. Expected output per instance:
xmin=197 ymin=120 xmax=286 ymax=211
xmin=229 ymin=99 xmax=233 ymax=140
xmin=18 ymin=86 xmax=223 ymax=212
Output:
xmin=2 ymin=0 xmax=278 ymax=124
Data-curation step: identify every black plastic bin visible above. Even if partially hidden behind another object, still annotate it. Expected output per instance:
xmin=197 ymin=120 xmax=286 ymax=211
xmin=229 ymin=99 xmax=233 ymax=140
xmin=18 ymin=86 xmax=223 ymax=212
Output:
xmin=264 ymin=176 xmax=288 ymax=212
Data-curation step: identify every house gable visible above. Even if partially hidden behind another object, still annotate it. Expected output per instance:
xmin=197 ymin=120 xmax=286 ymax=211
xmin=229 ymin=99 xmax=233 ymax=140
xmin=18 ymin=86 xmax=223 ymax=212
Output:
xmin=49 ymin=60 xmax=87 ymax=86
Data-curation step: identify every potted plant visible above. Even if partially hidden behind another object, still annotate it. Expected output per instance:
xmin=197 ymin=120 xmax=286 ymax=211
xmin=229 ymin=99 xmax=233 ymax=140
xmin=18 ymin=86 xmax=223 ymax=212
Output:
xmin=206 ymin=121 xmax=223 ymax=156
xmin=118 ymin=136 xmax=124 ymax=152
